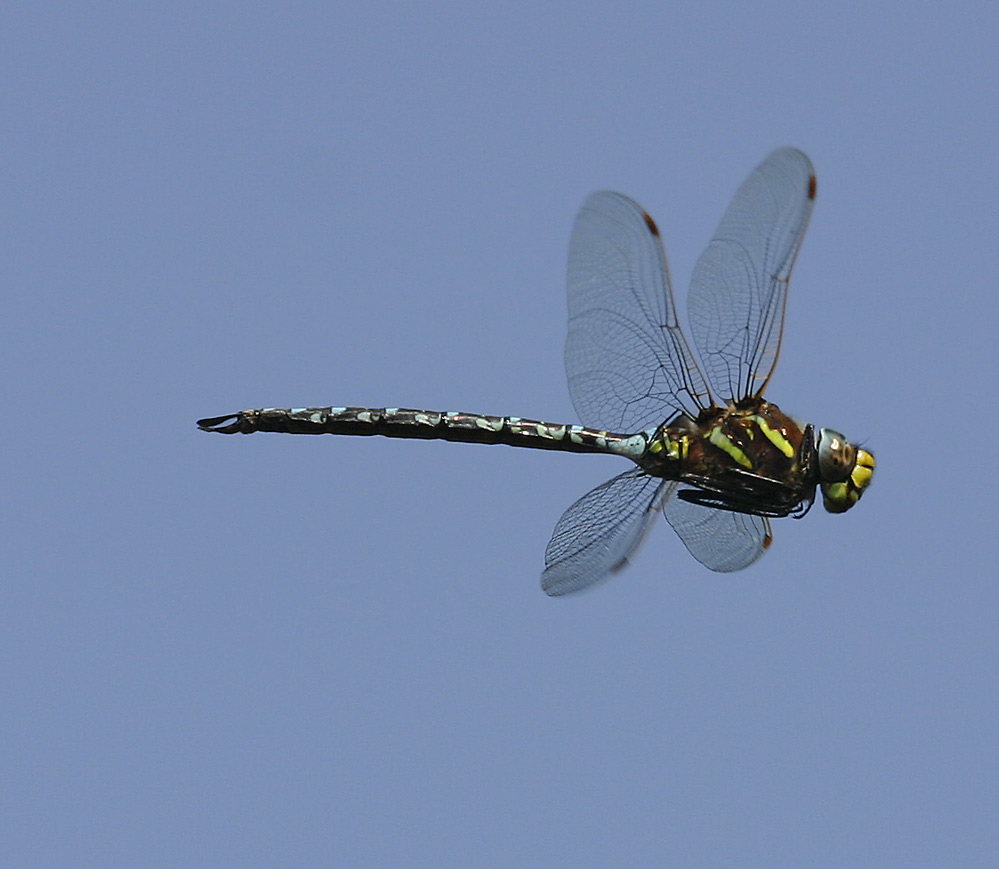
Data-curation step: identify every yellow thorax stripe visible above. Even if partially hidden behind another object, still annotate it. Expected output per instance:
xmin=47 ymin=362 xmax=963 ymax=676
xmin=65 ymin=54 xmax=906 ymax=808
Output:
xmin=749 ymin=415 xmax=795 ymax=458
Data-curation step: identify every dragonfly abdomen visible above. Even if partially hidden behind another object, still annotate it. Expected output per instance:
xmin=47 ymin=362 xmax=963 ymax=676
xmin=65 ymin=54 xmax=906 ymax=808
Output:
xmin=197 ymin=406 xmax=651 ymax=458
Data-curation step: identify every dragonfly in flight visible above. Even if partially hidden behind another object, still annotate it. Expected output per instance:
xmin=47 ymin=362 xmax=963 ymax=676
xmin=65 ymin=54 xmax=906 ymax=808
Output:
xmin=199 ymin=148 xmax=874 ymax=595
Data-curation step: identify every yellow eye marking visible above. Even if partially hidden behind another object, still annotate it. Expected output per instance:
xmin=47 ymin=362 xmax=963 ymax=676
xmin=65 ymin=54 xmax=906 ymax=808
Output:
xmin=851 ymin=449 xmax=875 ymax=489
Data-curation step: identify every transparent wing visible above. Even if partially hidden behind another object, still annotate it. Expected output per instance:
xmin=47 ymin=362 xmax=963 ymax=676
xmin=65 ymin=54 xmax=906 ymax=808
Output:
xmin=688 ymin=147 xmax=816 ymax=402
xmin=542 ymin=468 xmax=672 ymax=596
xmin=566 ymin=191 xmax=712 ymax=432
xmin=663 ymin=489 xmax=772 ymax=572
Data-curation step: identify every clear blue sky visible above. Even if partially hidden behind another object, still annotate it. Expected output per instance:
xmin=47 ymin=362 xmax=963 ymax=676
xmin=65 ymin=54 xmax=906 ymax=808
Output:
xmin=4 ymin=3 xmax=996 ymax=865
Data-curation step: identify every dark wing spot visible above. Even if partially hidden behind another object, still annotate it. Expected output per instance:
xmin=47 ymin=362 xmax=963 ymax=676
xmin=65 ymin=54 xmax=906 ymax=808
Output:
xmin=642 ymin=211 xmax=660 ymax=236
xmin=808 ymin=174 xmax=817 ymax=200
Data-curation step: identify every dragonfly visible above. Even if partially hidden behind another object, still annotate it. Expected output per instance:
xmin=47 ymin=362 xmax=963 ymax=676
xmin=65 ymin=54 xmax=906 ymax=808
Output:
xmin=199 ymin=148 xmax=874 ymax=595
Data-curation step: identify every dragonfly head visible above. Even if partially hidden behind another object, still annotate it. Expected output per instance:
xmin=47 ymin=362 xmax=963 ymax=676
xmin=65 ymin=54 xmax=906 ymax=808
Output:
xmin=817 ymin=428 xmax=875 ymax=513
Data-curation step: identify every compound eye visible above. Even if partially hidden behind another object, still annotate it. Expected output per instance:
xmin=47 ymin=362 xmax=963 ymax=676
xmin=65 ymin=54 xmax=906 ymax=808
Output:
xmin=817 ymin=427 xmax=856 ymax=483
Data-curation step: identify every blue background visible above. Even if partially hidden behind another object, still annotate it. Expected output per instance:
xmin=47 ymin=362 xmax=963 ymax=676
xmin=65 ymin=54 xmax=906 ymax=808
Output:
xmin=4 ymin=3 xmax=996 ymax=865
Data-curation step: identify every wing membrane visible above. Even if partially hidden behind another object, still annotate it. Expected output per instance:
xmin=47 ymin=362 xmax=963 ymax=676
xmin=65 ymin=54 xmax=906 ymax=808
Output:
xmin=663 ymin=489 xmax=772 ymax=572
xmin=687 ymin=148 xmax=815 ymax=401
xmin=558 ymin=150 xmax=814 ymax=582
xmin=542 ymin=469 xmax=671 ymax=596
xmin=566 ymin=191 xmax=712 ymax=432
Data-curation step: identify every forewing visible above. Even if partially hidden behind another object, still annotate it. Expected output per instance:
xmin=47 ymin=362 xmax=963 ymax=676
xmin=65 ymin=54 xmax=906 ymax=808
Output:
xmin=566 ymin=191 xmax=712 ymax=432
xmin=663 ymin=490 xmax=772 ymax=572
xmin=542 ymin=468 xmax=671 ymax=596
xmin=688 ymin=148 xmax=815 ymax=402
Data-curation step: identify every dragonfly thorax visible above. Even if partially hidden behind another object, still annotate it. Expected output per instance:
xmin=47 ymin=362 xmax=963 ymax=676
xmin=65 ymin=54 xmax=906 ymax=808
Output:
xmin=638 ymin=400 xmax=819 ymax=519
